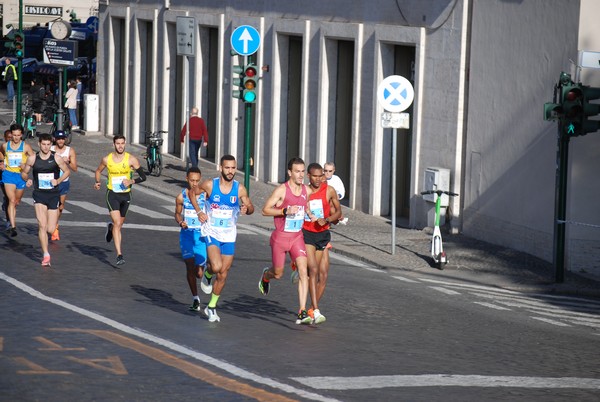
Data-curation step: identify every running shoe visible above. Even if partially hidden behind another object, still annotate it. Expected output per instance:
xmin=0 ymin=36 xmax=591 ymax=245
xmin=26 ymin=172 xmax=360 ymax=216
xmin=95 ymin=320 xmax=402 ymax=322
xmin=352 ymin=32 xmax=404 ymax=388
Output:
xmin=189 ymin=299 xmax=201 ymax=312
xmin=51 ymin=227 xmax=60 ymax=241
xmin=295 ymin=309 xmax=312 ymax=325
xmin=116 ymin=255 xmax=125 ymax=265
xmin=313 ymin=309 xmax=326 ymax=324
xmin=41 ymin=255 xmax=51 ymax=267
xmin=290 ymin=261 xmax=299 ymax=284
xmin=105 ymin=222 xmax=113 ymax=243
xmin=204 ymin=307 xmax=220 ymax=322
xmin=258 ymin=267 xmax=270 ymax=296
xmin=200 ymin=271 xmax=213 ymax=294
xmin=10 ymin=227 xmax=17 ymax=237
xmin=338 ymin=217 xmax=349 ymax=225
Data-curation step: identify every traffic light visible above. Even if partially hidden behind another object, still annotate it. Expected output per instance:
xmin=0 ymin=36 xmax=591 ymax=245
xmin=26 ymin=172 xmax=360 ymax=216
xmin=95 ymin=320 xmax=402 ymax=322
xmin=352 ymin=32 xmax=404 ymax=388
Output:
xmin=69 ymin=11 xmax=80 ymax=23
xmin=4 ymin=30 xmax=16 ymax=53
xmin=544 ymin=102 xmax=562 ymax=121
xmin=232 ymin=64 xmax=245 ymax=100
xmin=242 ymin=63 xmax=258 ymax=103
xmin=581 ymin=86 xmax=600 ymax=135
xmin=561 ymin=83 xmax=584 ymax=137
xmin=14 ymin=31 xmax=25 ymax=58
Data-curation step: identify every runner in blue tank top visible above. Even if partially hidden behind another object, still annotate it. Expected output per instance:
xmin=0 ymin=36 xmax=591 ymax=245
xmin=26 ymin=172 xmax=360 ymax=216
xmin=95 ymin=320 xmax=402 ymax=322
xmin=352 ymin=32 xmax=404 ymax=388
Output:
xmin=175 ymin=167 xmax=209 ymax=312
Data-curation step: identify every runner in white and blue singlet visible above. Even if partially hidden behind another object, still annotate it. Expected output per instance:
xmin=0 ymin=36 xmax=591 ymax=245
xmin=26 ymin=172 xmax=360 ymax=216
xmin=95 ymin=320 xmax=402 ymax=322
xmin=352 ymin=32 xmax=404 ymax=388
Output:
xmin=190 ymin=155 xmax=254 ymax=322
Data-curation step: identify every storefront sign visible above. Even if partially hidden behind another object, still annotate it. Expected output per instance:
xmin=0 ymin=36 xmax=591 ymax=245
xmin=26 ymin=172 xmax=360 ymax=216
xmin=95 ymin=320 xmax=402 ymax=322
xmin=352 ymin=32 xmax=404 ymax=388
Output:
xmin=25 ymin=6 xmax=63 ymax=16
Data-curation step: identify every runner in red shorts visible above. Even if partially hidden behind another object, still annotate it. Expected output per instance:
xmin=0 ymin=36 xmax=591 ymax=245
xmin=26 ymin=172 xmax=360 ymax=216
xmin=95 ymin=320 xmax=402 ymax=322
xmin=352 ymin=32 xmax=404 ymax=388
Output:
xmin=258 ymin=157 xmax=317 ymax=324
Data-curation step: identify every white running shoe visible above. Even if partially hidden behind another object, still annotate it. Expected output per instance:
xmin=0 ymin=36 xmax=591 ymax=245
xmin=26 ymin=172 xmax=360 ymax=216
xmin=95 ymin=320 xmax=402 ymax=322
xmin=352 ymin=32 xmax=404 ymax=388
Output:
xmin=338 ymin=217 xmax=349 ymax=225
xmin=313 ymin=309 xmax=326 ymax=324
xmin=200 ymin=271 xmax=213 ymax=294
xmin=204 ymin=307 xmax=220 ymax=322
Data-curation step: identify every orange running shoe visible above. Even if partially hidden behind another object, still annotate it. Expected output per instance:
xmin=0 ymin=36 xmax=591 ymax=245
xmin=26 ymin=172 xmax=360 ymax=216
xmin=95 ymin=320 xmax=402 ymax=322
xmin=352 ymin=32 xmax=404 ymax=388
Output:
xmin=51 ymin=227 xmax=60 ymax=241
xmin=41 ymin=255 xmax=51 ymax=267
xmin=307 ymin=308 xmax=315 ymax=319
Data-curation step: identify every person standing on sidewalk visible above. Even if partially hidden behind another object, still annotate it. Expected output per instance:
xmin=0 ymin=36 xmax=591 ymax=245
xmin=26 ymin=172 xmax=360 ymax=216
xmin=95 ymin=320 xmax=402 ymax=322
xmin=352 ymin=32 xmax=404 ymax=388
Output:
xmin=298 ymin=162 xmax=342 ymax=324
xmin=190 ymin=155 xmax=254 ymax=322
xmin=174 ymin=167 xmax=209 ymax=312
xmin=20 ymin=134 xmax=70 ymax=266
xmin=76 ymin=77 xmax=84 ymax=128
xmin=0 ymin=124 xmax=35 ymax=236
xmin=180 ymin=107 xmax=208 ymax=169
xmin=50 ymin=131 xmax=78 ymax=240
xmin=3 ymin=58 xmax=17 ymax=102
xmin=94 ymin=135 xmax=146 ymax=265
xmin=323 ymin=161 xmax=348 ymax=225
xmin=259 ymin=157 xmax=318 ymax=325
xmin=65 ymin=80 xmax=79 ymax=130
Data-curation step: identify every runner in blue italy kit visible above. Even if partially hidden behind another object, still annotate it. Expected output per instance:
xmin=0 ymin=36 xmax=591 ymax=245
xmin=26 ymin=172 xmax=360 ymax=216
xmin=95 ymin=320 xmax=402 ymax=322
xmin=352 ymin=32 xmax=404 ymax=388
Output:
xmin=190 ymin=155 xmax=254 ymax=322
xmin=175 ymin=167 xmax=209 ymax=312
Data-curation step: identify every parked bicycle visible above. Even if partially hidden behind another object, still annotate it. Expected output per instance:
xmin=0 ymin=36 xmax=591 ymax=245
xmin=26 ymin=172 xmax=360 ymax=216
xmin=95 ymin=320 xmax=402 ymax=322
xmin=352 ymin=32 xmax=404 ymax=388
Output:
xmin=21 ymin=95 xmax=37 ymax=139
xmin=420 ymin=188 xmax=459 ymax=270
xmin=142 ymin=130 xmax=167 ymax=177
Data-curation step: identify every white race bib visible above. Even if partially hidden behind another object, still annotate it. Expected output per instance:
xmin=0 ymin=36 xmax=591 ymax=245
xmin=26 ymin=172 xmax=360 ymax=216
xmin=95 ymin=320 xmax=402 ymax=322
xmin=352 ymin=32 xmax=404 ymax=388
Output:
xmin=210 ymin=208 xmax=233 ymax=228
xmin=284 ymin=206 xmax=305 ymax=232
xmin=111 ymin=175 xmax=128 ymax=192
xmin=38 ymin=173 xmax=54 ymax=190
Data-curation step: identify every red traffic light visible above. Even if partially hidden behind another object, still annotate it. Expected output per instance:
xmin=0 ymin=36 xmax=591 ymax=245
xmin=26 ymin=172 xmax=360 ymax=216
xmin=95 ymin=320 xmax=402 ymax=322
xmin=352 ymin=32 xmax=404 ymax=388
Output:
xmin=244 ymin=66 xmax=257 ymax=78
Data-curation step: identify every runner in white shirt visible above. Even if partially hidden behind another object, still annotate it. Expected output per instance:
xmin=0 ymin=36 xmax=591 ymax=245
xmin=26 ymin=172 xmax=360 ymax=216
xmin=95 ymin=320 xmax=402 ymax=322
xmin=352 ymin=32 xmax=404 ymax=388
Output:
xmin=50 ymin=131 xmax=77 ymax=240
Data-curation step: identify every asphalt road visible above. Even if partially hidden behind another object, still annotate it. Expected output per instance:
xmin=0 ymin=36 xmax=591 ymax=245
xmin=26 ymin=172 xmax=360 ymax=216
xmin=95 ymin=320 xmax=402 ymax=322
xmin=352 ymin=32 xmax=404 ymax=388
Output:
xmin=2 ymin=159 xmax=600 ymax=401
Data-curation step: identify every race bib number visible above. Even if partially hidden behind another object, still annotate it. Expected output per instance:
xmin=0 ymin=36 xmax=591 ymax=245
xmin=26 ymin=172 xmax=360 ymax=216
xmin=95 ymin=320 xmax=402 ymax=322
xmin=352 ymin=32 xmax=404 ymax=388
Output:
xmin=284 ymin=206 xmax=305 ymax=232
xmin=7 ymin=152 xmax=21 ymax=168
xmin=38 ymin=173 xmax=54 ymax=190
xmin=210 ymin=208 xmax=233 ymax=228
xmin=184 ymin=209 xmax=200 ymax=229
xmin=306 ymin=199 xmax=324 ymax=221
xmin=111 ymin=175 xmax=128 ymax=192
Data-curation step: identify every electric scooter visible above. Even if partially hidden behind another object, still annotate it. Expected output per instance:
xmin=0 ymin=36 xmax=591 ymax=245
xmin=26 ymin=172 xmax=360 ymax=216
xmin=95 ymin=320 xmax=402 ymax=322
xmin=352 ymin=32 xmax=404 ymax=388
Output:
xmin=420 ymin=188 xmax=459 ymax=270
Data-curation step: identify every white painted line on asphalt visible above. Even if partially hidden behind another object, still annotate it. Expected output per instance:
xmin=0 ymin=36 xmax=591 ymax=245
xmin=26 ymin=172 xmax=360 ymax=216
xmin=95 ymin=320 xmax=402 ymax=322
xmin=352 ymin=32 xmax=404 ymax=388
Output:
xmin=14 ymin=218 xmax=256 ymax=234
xmin=128 ymin=205 xmax=173 ymax=219
xmin=289 ymin=374 xmax=600 ymax=390
xmin=469 ymin=292 xmax=600 ymax=316
xmin=419 ymin=278 xmax=600 ymax=306
xmin=530 ymin=316 xmax=571 ymax=327
xmin=392 ymin=275 xmax=419 ymax=283
xmin=472 ymin=302 xmax=511 ymax=311
xmin=68 ymin=200 xmax=107 ymax=215
xmin=429 ymin=286 xmax=461 ymax=295
xmin=21 ymin=197 xmax=72 ymax=213
xmin=0 ymin=273 xmax=339 ymax=402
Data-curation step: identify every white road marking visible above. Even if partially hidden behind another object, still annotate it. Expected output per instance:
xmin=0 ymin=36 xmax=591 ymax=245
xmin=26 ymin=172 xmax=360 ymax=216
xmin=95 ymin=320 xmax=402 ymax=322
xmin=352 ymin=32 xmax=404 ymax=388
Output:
xmin=530 ymin=317 xmax=572 ymax=327
xmin=0 ymin=273 xmax=339 ymax=402
xmin=290 ymin=374 xmax=600 ymax=390
xmin=429 ymin=286 xmax=461 ymax=295
xmin=128 ymin=205 xmax=173 ymax=219
xmin=472 ymin=302 xmax=511 ymax=311
xmin=392 ymin=275 xmax=419 ymax=283
xmin=68 ymin=200 xmax=108 ymax=215
xmin=14 ymin=218 xmax=256 ymax=234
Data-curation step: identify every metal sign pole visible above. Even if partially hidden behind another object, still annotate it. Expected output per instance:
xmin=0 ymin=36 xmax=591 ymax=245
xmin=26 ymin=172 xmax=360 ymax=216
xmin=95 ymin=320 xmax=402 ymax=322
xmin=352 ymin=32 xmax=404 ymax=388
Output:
xmin=183 ymin=55 xmax=190 ymax=171
xmin=391 ymin=128 xmax=397 ymax=255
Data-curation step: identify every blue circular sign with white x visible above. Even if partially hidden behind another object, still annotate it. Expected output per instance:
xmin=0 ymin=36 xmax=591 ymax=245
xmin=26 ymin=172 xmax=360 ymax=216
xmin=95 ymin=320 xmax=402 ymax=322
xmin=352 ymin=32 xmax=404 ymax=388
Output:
xmin=377 ymin=75 xmax=415 ymax=113
xmin=231 ymin=25 xmax=261 ymax=56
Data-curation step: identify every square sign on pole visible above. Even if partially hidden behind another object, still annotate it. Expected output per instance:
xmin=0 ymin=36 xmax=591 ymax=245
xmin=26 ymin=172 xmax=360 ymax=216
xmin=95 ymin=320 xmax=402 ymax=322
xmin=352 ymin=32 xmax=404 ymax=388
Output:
xmin=176 ymin=16 xmax=196 ymax=57
xmin=43 ymin=39 xmax=78 ymax=66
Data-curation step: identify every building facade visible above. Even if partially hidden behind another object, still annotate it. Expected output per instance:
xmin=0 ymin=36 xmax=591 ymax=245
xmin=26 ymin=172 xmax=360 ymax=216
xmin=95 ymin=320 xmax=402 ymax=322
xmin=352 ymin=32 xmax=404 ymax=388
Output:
xmin=97 ymin=0 xmax=600 ymax=277
xmin=1 ymin=1 xmax=98 ymax=35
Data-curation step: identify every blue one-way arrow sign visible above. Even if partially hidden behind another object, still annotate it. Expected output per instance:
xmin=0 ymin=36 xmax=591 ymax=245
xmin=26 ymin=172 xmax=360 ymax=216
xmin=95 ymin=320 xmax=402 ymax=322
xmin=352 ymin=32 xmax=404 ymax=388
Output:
xmin=231 ymin=25 xmax=261 ymax=56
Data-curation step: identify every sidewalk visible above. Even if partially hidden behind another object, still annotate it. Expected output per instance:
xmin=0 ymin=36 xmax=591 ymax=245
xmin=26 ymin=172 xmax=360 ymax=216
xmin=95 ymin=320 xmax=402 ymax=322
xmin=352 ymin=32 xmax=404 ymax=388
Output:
xmin=13 ymin=125 xmax=600 ymax=298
